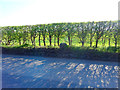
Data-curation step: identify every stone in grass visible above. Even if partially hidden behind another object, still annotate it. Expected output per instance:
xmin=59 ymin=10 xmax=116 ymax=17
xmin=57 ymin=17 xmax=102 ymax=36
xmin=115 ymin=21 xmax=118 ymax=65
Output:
xmin=60 ymin=43 xmax=68 ymax=49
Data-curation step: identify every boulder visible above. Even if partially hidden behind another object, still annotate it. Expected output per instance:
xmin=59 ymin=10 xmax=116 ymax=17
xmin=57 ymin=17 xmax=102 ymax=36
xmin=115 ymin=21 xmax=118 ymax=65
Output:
xmin=60 ymin=43 xmax=67 ymax=48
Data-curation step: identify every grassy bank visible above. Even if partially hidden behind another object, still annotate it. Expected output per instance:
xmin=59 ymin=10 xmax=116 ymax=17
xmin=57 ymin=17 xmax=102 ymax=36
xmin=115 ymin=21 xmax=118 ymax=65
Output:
xmin=2 ymin=44 xmax=120 ymax=62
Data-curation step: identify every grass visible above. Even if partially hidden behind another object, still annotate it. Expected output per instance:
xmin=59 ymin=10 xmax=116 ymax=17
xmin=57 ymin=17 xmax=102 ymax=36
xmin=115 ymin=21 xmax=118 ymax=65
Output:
xmin=1 ymin=36 xmax=119 ymax=54
xmin=2 ymin=44 xmax=119 ymax=54
xmin=2 ymin=42 xmax=119 ymax=62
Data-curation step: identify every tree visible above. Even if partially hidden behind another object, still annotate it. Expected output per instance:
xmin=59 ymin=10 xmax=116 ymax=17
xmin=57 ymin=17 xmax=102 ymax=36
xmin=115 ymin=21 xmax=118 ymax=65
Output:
xmin=77 ymin=22 xmax=89 ymax=47
xmin=52 ymin=24 xmax=57 ymax=46
xmin=55 ymin=23 xmax=65 ymax=46
xmin=41 ymin=24 xmax=47 ymax=46
xmin=15 ymin=26 xmax=23 ymax=45
xmin=2 ymin=26 xmax=15 ymax=45
xmin=37 ymin=25 xmax=42 ymax=46
xmin=64 ymin=23 xmax=76 ymax=46
xmin=100 ymin=21 xmax=108 ymax=46
xmin=104 ymin=21 xmax=113 ymax=47
xmin=21 ymin=26 xmax=29 ymax=45
xmin=94 ymin=22 xmax=106 ymax=48
xmin=112 ymin=22 xmax=118 ymax=48
xmin=89 ymin=21 xmax=96 ymax=47
xmin=47 ymin=24 xmax=54 ymax=46
xmin=29 ymin=25 xmax=38 ymax=47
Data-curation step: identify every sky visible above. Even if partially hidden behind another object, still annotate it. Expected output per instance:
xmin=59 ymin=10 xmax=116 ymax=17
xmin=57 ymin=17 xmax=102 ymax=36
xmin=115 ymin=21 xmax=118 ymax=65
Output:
xmin=0 ymin=0 xmax=119 ymax=26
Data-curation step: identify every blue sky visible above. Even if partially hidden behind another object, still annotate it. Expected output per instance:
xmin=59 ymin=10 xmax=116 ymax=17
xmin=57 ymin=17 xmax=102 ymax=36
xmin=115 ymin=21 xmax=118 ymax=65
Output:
xmin=0 ymin=0 xmax=119 ymax=26
xmin=0 ymin=1 xmax=26 ymax=18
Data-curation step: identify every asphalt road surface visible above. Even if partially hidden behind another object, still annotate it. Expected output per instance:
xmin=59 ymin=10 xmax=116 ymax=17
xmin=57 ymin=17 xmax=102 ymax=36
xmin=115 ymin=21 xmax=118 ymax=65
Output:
xmin=2 ymin=54 xmax=119 ymax=88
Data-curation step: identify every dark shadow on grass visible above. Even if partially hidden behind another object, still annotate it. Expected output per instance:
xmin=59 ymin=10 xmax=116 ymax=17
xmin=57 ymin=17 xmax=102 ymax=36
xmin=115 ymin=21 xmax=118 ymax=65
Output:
xmin=1 ymin=45 xmax=120 ymax=62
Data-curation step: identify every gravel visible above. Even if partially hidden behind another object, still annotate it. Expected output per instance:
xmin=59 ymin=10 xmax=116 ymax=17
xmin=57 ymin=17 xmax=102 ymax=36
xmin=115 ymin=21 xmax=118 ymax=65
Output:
xmin=2 ymin=54 xmax=119 ymax=88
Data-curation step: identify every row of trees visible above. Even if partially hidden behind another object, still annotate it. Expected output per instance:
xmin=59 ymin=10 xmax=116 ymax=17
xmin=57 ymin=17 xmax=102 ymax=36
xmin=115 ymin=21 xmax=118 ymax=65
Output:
xmin=0 ymin=21 xmax=119 ymax=48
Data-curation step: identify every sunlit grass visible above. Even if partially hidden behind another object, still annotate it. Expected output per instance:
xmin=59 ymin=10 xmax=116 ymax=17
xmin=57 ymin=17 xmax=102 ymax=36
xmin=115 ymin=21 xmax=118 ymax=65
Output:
xmin=2 ymin=35 xmax=119 ymax=53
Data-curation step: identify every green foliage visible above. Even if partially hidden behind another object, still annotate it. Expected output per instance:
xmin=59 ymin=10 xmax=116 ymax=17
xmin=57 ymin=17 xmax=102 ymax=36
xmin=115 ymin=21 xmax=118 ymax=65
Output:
xmin=14 ymin=44 xmax=34 ymax=48
xmin=107 ymin=46 xmax=119 ymax=53
xmin=1 ymin=20 xmax=119 ymax=53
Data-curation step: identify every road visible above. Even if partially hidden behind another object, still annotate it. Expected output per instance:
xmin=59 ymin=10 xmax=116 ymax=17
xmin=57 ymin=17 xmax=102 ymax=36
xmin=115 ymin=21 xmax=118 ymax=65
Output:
xmin=2 ymin=54 xmax=119 ymax=88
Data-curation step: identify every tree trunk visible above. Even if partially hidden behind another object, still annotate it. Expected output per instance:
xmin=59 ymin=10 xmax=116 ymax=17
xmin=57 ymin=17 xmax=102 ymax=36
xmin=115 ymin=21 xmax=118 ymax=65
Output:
xmin=33 ymin=36 xmax=35 ymax=48
xmin=54 ymin=35 xmax=56 ymax=46
xmin=49 ymin=35 xmax=52 ymax=46
xmin=103 ymin=39 xmax=105 ymax=46
xmin=31 ymin=36 xmax=34 ymax=46
xmin=7 ymin=40 xmax=10 ymax=45
xmin=23 ymin=36 xmax=26 ymax=45
xmin=68 ymin=35 xmax=70 ymax=45
xmin=19 ymin=40 xmax=21 ymax=45
xmin=102 ymin=36 xmax=106 ymax=46
xmin=71 ymin=37 xmax=72 ymax=46
xmin=95 ymin=39 xmax=98 ymax=48
xmin=43 ymin=35 xmax=46 ymax=46
xmin=115 ymin=38 xmax=117 ymax=48
xmin=108 ymin=38 xmax=110 ymax=47
xmin=81 ymin=41 xmax=84 ymax=47
xmin=90 ymin=38 xmax=92 ymax=47
xmin=39 ymin=34 xmax=41 ymax=46
xmin=102 ymin=37 xmax=104 ymax=45
xmin=114 ymin=35 xmax=117 ymax=48
xmin=57 ymin=35 xmax=60 ymax=46
xmin=23 ymin=39 xmax=26 ymax=45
